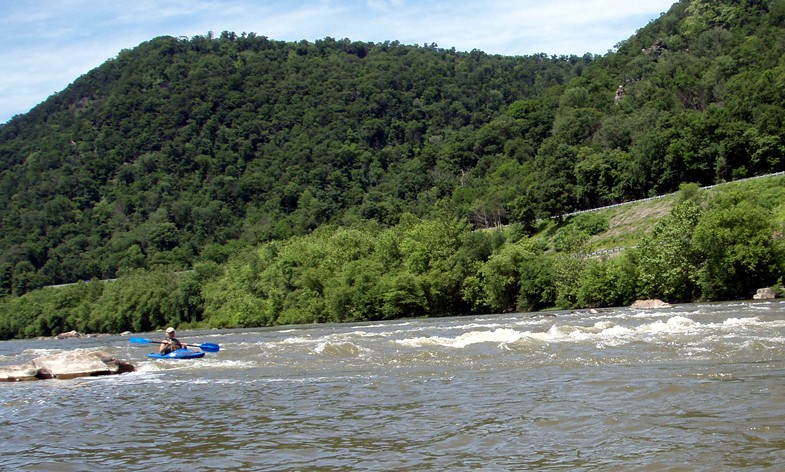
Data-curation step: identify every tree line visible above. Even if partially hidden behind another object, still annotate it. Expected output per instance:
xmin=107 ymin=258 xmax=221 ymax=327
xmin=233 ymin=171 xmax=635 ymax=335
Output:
xmin=2 ymin=179 xmax=783 ymax=340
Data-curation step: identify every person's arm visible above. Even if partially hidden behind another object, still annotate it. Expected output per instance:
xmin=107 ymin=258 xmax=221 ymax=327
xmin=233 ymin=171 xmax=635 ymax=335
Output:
xmin=159 ymin=340 xmax=171 ymax=352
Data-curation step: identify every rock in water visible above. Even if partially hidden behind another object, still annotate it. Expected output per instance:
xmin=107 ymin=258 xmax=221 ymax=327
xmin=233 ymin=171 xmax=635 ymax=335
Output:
xmin=0 ymin=362 xmax=40 ymax=382
xmin=753 ymin=287 xmax=776 ymax=300
xmin=630 ymin=299 xmax=672 ymax=309
xmin=0 ymin=351 xmax=136 ymax=381
xmin=33 ymin=350 xmax=136 ymax=379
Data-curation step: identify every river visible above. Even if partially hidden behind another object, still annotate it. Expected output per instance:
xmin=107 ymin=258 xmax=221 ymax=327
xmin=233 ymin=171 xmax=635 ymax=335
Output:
xmin=2 ymin=300 xmax=785 ymax=471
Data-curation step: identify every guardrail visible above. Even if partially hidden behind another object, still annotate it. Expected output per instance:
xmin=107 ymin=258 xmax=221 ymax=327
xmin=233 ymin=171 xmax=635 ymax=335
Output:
xmin=557 ymin=171 xmax=785 ymax=219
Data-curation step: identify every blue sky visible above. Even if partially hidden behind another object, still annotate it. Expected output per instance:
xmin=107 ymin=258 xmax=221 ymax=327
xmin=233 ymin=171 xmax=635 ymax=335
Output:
xmin=0 ymin=0 xmax=675 ymax=124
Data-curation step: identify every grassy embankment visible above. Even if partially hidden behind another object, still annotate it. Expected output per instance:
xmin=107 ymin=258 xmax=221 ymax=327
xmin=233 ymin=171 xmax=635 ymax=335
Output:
xmin=553 ymin=173 xmax=785 ymax=256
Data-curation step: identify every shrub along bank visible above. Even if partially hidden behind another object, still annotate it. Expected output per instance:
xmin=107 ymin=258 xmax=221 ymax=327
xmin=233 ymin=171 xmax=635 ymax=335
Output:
xmin=1 ymin=179 xmax=785 ymax=340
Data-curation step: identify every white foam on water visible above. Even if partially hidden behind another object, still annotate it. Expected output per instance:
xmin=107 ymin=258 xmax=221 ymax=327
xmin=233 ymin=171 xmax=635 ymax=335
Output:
xmin=185 ymin=332 xmax=232 ymax=339
xmin=148 ymin=356 xmax=260 ymax=370
xmin=21 ymin=348 xmax=64 ymax=356
xmin=280 ymin=335 xmax=315 ymax=345
xmin=115 ymin=369 xmax=163 ymax=382
xmin=703 ymin=315 xmax=785 ymax=333
xmin=513 ymin=317 xmax=557 ymax=327
xmin=628 ymin=311 xmax=671 ymax=319
xmin=396 ymin=328 xmax=525 ymax=348
xmin=353 ymin=321 xmax=413 ymax=329
xmin=135 ymin=352 xmax=247 ymax=371
xmin=230 ymin=341 xmax=264 ymax=349
xmin=598 ymin=324 xmax=636 ymax=339
xmin=721 ymin=316 xmax=761 ymax=327
xmin=682 ymin=309 xmax=703 ymax=315
xmin=134 ymin=359 xmax=179 ymax=372
xmin=341 ymin=330 xmax=389 ymax=339
xmin=393 ymin=313 xmax=782 ymax=351
xmin=760 ymin=319 xmax=785 ymax=328
xmin=314 ymin=341 xmax=369 ymax=357
xmin=395 ymin=335 xmax=450 ymax=348
xmin=638 ymin=315 xmax=700 ymax=335
xmin=185 ymin=377 xmax=245 ymax=386
xmin=199 ymin=359 xmax=257 ymax=369
xmin=452 ymin=322 xmax=507 ymax=331
xmin=128 ymin=363 xmax=166 ymax=375
xmin=748 ymin=303 xmax=774 ymax=310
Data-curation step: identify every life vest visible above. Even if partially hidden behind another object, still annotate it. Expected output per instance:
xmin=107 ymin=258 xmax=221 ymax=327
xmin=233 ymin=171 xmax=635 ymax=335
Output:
xmin=161 ymin=337 xmax=183 ymax=354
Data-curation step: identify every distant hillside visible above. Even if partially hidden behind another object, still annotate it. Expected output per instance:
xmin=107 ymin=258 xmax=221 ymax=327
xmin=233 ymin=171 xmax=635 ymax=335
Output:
xmin=0 ymin=34 xmax=583 ymax=294
xmin=2 ymin=0 xmax=785 ymax=296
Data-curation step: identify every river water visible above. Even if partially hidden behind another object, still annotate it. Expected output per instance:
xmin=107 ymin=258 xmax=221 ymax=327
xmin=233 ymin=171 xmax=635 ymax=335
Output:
xmin=2 ymin=301 xmax=785 ymax=471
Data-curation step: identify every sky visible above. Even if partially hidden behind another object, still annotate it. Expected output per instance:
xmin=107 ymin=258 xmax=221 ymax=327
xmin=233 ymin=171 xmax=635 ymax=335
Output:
xmin=0 ymin=0 xmax=676 ymax=124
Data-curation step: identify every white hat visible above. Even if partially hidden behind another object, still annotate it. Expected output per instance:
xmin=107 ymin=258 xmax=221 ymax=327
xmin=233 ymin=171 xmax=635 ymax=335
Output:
xmin=166 ymin=327 xmax=175 ymax=334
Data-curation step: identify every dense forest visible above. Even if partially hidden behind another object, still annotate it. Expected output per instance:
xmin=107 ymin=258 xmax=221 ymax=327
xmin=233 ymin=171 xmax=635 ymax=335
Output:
xmin=2 ymin=0 xmax=785 ymax=339
xmin=0 ymin=34 xmax=582 ymax=293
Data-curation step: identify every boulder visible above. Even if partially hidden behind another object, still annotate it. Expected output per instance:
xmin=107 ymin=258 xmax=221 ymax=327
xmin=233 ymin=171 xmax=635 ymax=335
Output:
xmin=753 ymin=287 xmax=777 ymax=300
xmin=56 ymin=330 xmax=84 ymax=339
xmin=0 ymin=351 xmax=135 ymax=381
xmin=0 ymin=362 xmax=40 ymax=382
xmin=630 ymin=299 xmax=672 ymax=309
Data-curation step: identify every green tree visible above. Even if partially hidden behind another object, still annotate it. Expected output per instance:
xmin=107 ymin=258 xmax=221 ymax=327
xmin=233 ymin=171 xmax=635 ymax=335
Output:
xmin=577 ymin=256 xmax=637 ymax=308
xmin=692 ymin=189 xmax=780 ymax=299
xmin=634 ymin=201 xmax=703 ymax=302
xmin=90 ymin=268 xmax=182 ymax=333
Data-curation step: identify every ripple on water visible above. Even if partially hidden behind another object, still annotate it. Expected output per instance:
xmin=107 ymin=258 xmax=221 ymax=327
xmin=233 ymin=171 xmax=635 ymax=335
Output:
xmin=3 ymin=302 xmax=785 ymax=470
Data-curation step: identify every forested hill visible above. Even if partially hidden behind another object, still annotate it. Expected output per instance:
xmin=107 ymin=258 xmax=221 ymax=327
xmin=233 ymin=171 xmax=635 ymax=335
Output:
xmin=2 ymin=0 xmax=785 ymax=296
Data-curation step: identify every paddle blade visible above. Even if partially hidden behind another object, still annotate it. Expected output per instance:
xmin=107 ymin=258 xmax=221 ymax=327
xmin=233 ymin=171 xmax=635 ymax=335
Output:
xmin=195 ymin=343 xmax=220 ymax=353
xmin=129 ymin=337 xmax=154 ymax=345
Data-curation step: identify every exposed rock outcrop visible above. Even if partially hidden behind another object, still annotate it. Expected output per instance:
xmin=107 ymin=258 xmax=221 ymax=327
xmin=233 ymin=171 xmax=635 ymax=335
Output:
xmin=0 ymin=363 xmax=40 ymax=382
xmin=630 ymin=299 xmax=672 ymax=309
xmin=0 ymin=351 xmax=135 ymax=382
xmin=56 ymin=330 xmax=84 ymax=339
xmin=614 ymin=85 xmax=625 ymax=105
xmin=753 ymin=287 xmax=777 ymax=300
xmin=53 ymin=330 xmax=113 ymax=339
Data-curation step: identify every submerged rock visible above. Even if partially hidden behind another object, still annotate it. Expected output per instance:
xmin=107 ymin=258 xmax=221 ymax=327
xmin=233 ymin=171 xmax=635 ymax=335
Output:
xmin=0 ymin=351 xmax=135 ymax=381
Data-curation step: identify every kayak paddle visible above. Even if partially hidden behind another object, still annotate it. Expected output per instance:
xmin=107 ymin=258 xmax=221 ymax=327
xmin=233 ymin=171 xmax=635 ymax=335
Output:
xmin=129 ymin=337 xmax=220 ymax=353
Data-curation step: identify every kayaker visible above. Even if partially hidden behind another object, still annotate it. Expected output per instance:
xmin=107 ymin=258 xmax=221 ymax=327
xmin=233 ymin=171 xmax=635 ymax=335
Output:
xmin=160 ymin=327 xmax=187 ymax=354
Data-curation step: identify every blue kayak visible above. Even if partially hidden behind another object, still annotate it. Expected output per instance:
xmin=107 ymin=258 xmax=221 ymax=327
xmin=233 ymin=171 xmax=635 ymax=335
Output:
xmin=147 ymin=348 xmax=205 ymax=360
